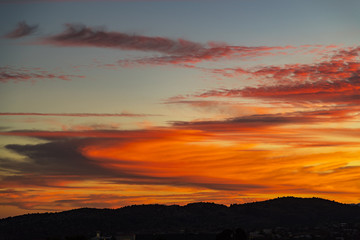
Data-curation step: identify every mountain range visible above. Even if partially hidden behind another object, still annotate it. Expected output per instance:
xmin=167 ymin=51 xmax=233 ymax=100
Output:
xmin=1 ymin=197 xmax=360 ymax=240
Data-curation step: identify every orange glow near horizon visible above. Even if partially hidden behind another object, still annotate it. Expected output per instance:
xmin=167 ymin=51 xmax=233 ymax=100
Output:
xmin=79 ymin=127 xmax=360 ymax=202
xmin=1 ymin=120 xmax=360 ymax=219
xmin=1 ymin=118 xmax=360 ymax=218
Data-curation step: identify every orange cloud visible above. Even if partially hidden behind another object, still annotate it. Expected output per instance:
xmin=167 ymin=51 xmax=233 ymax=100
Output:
xmin=2 ymin=37 xmax=360 ymax=221
xmin=1 ymin=118 xmax=360 ymax=215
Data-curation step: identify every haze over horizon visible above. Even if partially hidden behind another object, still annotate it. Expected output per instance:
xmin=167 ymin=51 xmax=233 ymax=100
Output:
xmin=1 ymin=0 xmax=360 ymax=219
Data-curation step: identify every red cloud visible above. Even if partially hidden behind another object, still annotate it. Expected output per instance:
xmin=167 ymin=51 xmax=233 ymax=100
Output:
xmin=209 ymin=46 xmax=360 ymax=83
xmin=330 ymin=46 xmax=360 ymax=62
xmin=252 ymin=61 xmax=360 ymax=83
xmin=191 ymin=45 xmax=360 ymax=106
xmin=241 ymin=76 xmax=360 ymax=103
xmin=196 ymin=75 xmax=360 ymax=105
xmin=212 ymin=60 xmax=360 ymax=84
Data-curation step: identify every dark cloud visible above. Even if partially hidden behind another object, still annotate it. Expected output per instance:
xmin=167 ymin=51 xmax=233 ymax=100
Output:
xmin=42 ymin=24 xmax=300 ymax=66
xmin=0 ymin=138 xmax=147 ymax=189
xmin=117 ymin=45 xmax=298 ymax=67
xmin=4 ymin=21 xmax=38 ymax=38
xmin=171 ymin=113 xmax=305 ymax=132
xmin=0 ymin=135 xmax=266 ymax=192
xmin=45 ymin=24 xmax=204 ymax=54
xmin=2 ymin=140 xmax=112 ymax=178
xmin=171 ymin=107 xmax=358 ymax=133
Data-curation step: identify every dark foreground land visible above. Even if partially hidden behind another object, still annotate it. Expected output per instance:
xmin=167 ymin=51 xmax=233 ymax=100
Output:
xmin=1 ymin=197 xmax=360 ymax=240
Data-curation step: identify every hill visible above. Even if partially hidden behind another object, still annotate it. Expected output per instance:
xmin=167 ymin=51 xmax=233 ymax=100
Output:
xmin=1 ymin=197 xmax=360 ymax=240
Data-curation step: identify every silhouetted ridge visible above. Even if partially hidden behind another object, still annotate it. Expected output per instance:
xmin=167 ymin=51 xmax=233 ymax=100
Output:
xmin=1 ymin=197 xmax=359 ymax=240
xmin=185 ymin=202 xmax=227 ymax=208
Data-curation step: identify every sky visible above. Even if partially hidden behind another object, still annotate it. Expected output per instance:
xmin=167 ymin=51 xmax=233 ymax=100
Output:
xmin=1 ymin=0 xmax=360 ymax=219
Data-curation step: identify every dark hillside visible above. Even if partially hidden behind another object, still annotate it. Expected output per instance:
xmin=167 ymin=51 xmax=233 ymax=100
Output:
xmin=1 ymin=197 xmax=360 ymax=240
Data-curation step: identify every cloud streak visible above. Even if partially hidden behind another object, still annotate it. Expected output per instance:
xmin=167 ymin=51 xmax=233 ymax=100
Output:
xmin=3 ymin=22 xmax=337 ymax=69
xmin=170 ymin=107 xmax=360 ymax=134
xmin=208 ymin=45 xmax=360 ymax=81
xmin=0 ymin=66 xmax=84 ymax=83
xmin=194 ymin=75 xmax=360 ymax=106
xmin=41 ymin=24 xmax=303 ymax=66
xmin=0 ymin=112 xmax=157 ymax=117
xmin=44 ymin=24 xmax=204 ymax=54
xmin=117 ymin=45 xmax=297 ymax=67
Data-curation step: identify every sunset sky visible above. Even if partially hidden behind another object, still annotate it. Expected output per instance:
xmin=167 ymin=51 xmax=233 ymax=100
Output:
xmin=1 ymin=0 xmax=360 ymax=219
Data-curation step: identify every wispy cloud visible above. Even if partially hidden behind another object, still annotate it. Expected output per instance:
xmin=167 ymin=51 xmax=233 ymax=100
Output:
xmin=4 ymin=21 xmax=38 ymax=38
xmin=208 ymin=46 xmax=360 ymax=83
xmin=194 ymin=75 xmax=360 ymax=106
xmin=41 ymin=24 xmax=303 ymax=67
xmin=0 ymin=112 xmax=158 ymax=117
xmin=166 ymin=45 xmax=359 ymax=114
xmin=0 ymin=66 xmax=84 ymax=83
xmin=171 ymin=107 xmax=360 ymax=133
xmin=117 ymin=45 xmax=297 ymax=67
xmin=4 ymin=23 xmax=338 ymax=69
xmin=44 ymin=24 xmax=204 ymax=54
